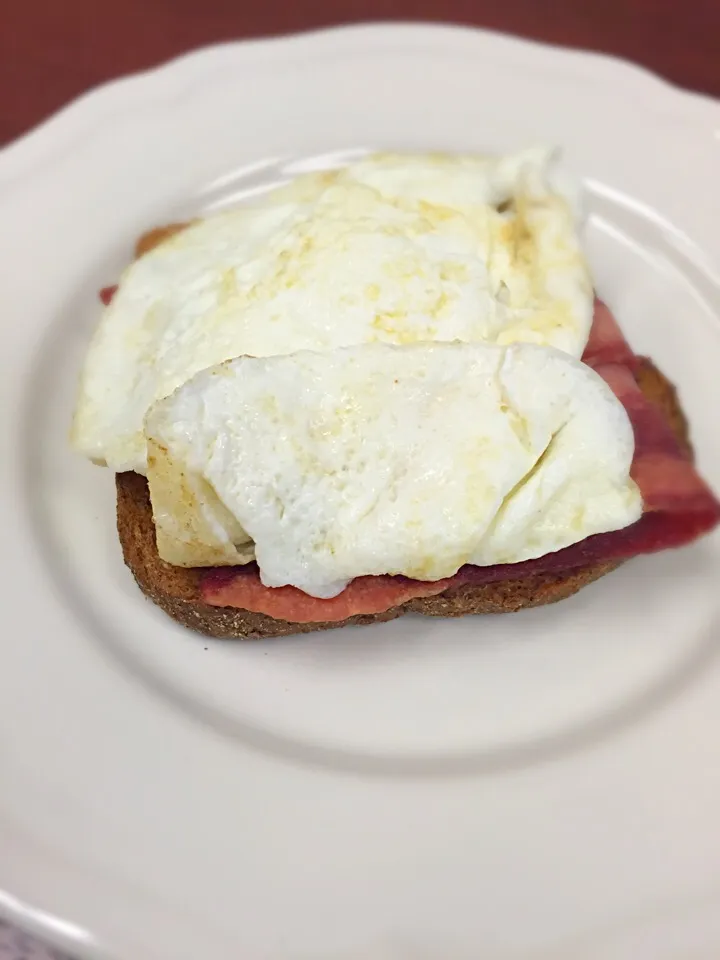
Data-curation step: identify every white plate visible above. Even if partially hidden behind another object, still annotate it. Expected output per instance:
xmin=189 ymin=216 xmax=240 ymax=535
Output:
xmin=2 ymin=22 xmax=720 ymax=960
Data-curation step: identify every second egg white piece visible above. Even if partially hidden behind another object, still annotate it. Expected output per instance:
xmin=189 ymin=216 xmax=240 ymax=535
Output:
xmin=145 ymin=341 xmax=641 ymax=599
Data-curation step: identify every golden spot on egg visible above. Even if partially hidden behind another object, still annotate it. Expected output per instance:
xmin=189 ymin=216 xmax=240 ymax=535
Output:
xmin=366 ymin=283 xmax=381 ymax=301
xmin=318 ymin=171 xmax=339 ymax=188
xmin=418 ymin=200 xmax=457 ymax=223
xmin=135 ymin=302 xmax=167 ymax=342
xmin=505 ymin=408 xmax=532 ymax=452
xmin=432 ymin=290 xmax=450 ymax=318
xmin=439 ymin=262 xmax=469 ymax=284
xmin=371 ymin=312 xmax=395 ymax=333
xmin=372 ymin=310 xmax=435 ymax=345
xmin=425 ymin=150 xmax=457 ymax=164
xmin=259 ymin=395 xmax=279 ymax=415
xmin=405 ymin=550 xmax=466 ymax=581
xmin=404 ymin=559 xmax=434 ymax=579
xmin=570 ymin=504 xmax=586 ymax=532
xmin=502 ymin=205 xmax=536 ymax=268
xmin=524 ymin=302 xmax=574 ymax=337
xmin=298 ymin=235 xmax=314 ymax=256
xmin=382 ymin=255 xmax=422 ymax=282
xmin=208 ymin=359 xmax=237 ymax=379
xmin=219 ymin=269 xmax=237 ymax=303
xmin=378 ymin=222 xmax=410 ymax=241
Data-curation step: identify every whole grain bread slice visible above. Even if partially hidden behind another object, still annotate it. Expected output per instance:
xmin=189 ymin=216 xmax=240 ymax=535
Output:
xmin=115 ymin=357 xmax=690 ymax=640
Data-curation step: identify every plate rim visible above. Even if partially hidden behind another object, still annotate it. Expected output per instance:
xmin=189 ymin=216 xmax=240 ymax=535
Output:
xmin=2 ymin=20 xmax=720 ymax=960
xmin=1 ymin=21 xmax=719 ymax=181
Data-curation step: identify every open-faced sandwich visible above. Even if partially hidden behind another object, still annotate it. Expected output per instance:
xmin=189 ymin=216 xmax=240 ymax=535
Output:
xmin=71 ymin=149 xmax=720 ymax=638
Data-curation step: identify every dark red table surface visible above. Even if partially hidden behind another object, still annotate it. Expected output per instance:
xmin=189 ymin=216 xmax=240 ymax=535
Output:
xmin=3 ymin=0 xmax=719 ymax=147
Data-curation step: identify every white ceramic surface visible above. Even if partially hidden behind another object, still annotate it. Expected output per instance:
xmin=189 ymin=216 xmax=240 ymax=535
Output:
xmin=2 ymin=23 xmax=720 ymax=960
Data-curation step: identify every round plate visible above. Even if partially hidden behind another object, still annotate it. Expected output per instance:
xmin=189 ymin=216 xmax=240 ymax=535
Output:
xmin=2 ymin=23 xmax=720 ymax=960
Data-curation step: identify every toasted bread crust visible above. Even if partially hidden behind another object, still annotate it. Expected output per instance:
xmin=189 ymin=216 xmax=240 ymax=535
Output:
xmin=115 ymin=357 xmax=691 ymax=639
xmin=134 ymin=222 xmax=190 ymax=258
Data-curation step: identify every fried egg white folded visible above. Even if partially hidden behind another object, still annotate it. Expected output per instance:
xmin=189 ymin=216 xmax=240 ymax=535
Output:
xmin=144 ymin=341 xmax=641 ymax=599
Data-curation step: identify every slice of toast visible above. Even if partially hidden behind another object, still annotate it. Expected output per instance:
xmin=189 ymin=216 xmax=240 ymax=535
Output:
xmin=115 ymin=357 xmax=690 ymax=640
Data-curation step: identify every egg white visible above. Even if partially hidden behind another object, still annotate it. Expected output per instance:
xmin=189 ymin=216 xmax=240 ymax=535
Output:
xmin=72 ymin=148 xmax=594 ymax=474
xmin=145 ymin=342 xmax=641 ymax=599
